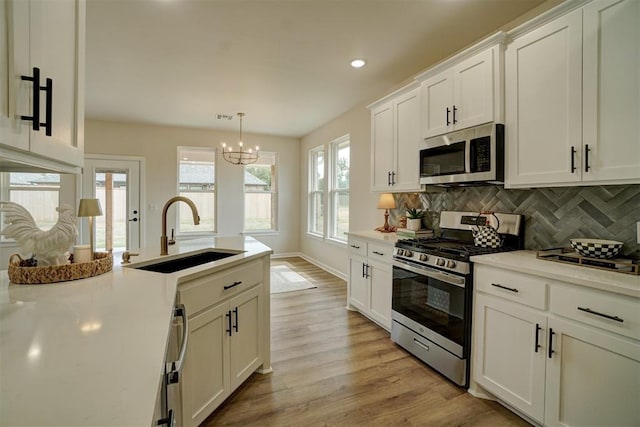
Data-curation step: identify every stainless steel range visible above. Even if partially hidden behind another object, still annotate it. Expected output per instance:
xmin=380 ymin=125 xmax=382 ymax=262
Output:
xmin=391 ymin=211 xmax=524 ymax=388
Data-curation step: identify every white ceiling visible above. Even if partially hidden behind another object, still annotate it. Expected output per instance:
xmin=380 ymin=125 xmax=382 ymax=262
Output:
xmin=85 ymin=0 xmax=548 ymax=138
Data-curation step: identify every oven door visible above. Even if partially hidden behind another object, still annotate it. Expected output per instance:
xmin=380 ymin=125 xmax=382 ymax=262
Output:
xmin=392 ymin=260 xmax=468 ymax=357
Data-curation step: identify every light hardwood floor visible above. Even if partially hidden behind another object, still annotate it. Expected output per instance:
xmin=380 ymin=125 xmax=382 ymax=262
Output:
xmin=203 ymin=257 xmax=529 ymax=426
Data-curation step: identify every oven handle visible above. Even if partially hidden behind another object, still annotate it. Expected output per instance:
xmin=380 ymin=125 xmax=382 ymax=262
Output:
xmin=393 ymin=260 xmax=465 ymax=288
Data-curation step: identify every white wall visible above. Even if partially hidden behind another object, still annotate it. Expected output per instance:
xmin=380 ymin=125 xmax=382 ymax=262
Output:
xmin=84 ymin=119 xmax=300 ymax=255
xmin=300 ymin=105 xmax=379 ymax=277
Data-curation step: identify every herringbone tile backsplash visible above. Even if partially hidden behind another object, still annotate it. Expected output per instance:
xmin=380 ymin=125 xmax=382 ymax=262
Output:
xmin=390 ymin=184 xmax=640 ymax=257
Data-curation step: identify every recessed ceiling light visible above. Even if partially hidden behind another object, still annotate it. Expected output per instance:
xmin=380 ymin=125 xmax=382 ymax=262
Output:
xmin=350 ymin=59 xmax=366 ymax=69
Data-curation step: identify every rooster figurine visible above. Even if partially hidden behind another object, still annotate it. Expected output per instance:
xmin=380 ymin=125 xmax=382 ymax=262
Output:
xmin=0 ymin=202 xmax=78 ymax=266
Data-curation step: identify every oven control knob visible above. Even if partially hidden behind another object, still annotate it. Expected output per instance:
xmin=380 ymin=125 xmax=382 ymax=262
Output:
xmin=446 ymin=260 xmax=456 ymax=268
xmin=395 ymin=249 xmax=403 ymax=256
xmin=419 ymin=253 xmax=428 ymax=261
xmin=436 ymin=258 xmax=445 ymax=267
xmin=405 ymin=250 xmax=413 ymax=258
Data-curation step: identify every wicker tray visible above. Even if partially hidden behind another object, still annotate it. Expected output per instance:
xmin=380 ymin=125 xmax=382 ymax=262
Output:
xmin=8 ymin=252 xmax=113 ymax=284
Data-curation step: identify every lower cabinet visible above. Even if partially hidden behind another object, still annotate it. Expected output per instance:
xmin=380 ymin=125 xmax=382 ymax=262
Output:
xmin=473 ymin=264 xmax=640 ymax=426
xmin=347 ymin=236 xmax=394 ymax=330
xmin=177 ymin=258 xmax=269 ymax=427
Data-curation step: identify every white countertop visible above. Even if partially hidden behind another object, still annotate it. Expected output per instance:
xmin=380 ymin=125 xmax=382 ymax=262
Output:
xmin=346 ymin=230 xmax=399 ymax=245
xmin=0 ymin=236 xmax=272 ymax=427
xmin=471 ymin=250 xmax=640 ymax=298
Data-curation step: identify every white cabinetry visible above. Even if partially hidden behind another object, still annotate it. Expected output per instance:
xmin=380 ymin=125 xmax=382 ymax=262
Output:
xmin=506 ymin=0 xmax=640 ymax=187
xmin=473 ymin=264 xmax=640 ymax=426
xmin=369 ymin=84 xmax=421 ymax=192
xmin=421 ymin=48 xmax=496 ymax=138
xmin=0 ymin=0 xmax=84 ymax=172
xmin=347 ymin=236 xmax=394 ymax=330
xmin=177 ymin=258 xmax=269 ymax=427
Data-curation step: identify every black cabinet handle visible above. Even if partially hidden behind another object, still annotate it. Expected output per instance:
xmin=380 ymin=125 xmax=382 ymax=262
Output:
xmin=20 ymin=67 xmax=41 ymax=131
xmin=534 ymin=323 xmax=541 ymax=353
xmin=226 ymin=311 xmax=232 ymax=336
xmin=156 ymin=409 xmax=174 ymax=427
xmin=570 ymin=146 xmax=576 ymax=173
xmin=224 ymin=280 xmax=242 ymax=290
xmin=233 ymin=307 xmax=239 ymax=332
xmin=42 ymin=77 xmax=52 ymax=136
xmin=362 ymin=263 xmax=365 ymax=278
xmin=491 ymin=283 xmax=519 ymax=293
xmin=452 ymin=105 xmax=458 ymax=124
xmin=585 ymin=144 xmax=591 ymax=172
xmin=364 ymin=264 xmax=370 ymax=279
xmin=387 ymin=171 xmax=391 ymax=186
xmin=350 ymin=244 xmax=360 ymax=249
xmin=446 ymin=107 xmax=451 ymax=126
xmin=578 ymin=306 xmax=623 ymax=323
xmin=372 ymin=251 xmax=384 ymax=256
xmin=548 ymin=328 xmax=555 ymax=358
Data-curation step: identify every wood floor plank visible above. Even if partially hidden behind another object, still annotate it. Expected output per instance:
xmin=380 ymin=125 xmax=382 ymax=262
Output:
xmin=202 ymin=257 xmax=529 ymax=426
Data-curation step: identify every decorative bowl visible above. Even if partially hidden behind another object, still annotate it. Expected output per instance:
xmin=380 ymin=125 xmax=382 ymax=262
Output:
xmin=569 ymin=239 xmax=623 ymax=259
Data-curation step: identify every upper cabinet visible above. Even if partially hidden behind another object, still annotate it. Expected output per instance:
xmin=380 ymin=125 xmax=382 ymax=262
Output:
xmin=0 ymin=0 xmax=85 ymax=173
xmin=369 ymin=84 xmax=422 ymax=192
xmin=505 ymin=0 xmax=640 ymax=188
xmin=420 ymin=48 xmax=497 ymax=138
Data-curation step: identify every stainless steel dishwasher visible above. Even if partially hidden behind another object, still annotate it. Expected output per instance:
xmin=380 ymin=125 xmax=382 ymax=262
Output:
xmin=155 ymin=304 xmax=188 ymax=427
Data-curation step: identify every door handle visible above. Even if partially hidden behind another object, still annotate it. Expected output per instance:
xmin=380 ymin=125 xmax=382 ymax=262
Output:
xmin=534 ymin=323 xmax=541 ymax=353
xmin=233 ymin=307 xmax=239 ymax=333
xmin=548 ymin=328 xmax=555 ymax=358
xmin=570 ymin=146 xmax=576 ymax=173
xmin=42 ymin=77 xmax=52 ymax=136
xmin=584 ymin=144 xmax=591 ymax=172
xmin=387 ymin=171 xmax=391 ymax=186
xmin=128 ymin=218 xmax=138 ymax=222
xmin=446 ymin=107 xmax=451 ymax=126
xmin=452 ymin=105 xmax=457 ymax=124
xmin=391 ymin=171 xmax=396 ymax=185
xmin=226 ymin=310 xmax=232 ymax=336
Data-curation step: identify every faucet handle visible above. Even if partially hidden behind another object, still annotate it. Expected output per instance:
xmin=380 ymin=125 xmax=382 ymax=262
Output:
xmin=121 ymin=251 xmax=139 ymax=264
xmin=168 ymin=228 xmax=176 ymax=246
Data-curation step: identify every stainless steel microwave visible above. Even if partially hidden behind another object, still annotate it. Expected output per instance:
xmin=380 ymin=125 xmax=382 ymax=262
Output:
xmin=419 ymin=123 xmax=504 ymax=186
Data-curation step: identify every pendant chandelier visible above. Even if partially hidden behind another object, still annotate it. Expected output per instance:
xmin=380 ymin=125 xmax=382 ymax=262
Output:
xmin=221 ymin=112 xmax=259 ymax=165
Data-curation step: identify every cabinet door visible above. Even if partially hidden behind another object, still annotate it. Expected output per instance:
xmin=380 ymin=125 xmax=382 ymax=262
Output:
xmin=505 ymin=9 xmax=582 ymax=187
xmin=181 ymin=301 xmax=230 ymax=427
xmin=582 ymin=0 xmax=640 ymax=183
xmin=370 ymin=102 xmax=394 ymax=191
xmin=473 ymin=293 xmax=547 ymax=423
xmin=368 ymin=260 xmax=392 ymax=330
xmin=228 ymin=284 xmax=264 ymax=390
xmin=348 ymin=255 xmax=368 ymax=312
xmin=421 ymin=70 xmax=452 ymax=138
xmin=27 ymin=0 xmax=84 ymax=166
xmin=453 ymin=48 xmax=494 ymax=131
xmin=0 ymin=0 xmax=29 ymax=151
xmin=393 ymin=88 xmax=421 ymax=192
xmin=545 ymin=317 xmax=640 ymax=427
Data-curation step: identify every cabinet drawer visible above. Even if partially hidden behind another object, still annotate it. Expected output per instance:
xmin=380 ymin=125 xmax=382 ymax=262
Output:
xmin=367 ymin=242 xmax=393 ymax=264
xmin=550 ymin=284 xmax=640 ymax=340
xmin=348 ymin=238 xmax=367 ymax=257
xmin=475 ymin=265 xmax=547 ymax=310
xmin=179 ymin=260 xmax=264 ymax=316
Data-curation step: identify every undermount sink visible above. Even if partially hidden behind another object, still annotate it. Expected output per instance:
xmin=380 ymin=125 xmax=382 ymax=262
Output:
xmin=131 ymin=249 xmax=241 ymax=273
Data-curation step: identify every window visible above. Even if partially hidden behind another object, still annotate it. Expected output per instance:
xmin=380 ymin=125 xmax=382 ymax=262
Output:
xmin=308 ymin=145 xmax=325 ymax=236
xmin=178 ymin=147 xmax=215 ymax=233
xmin=329 ymin=136 xmax=349 ymax=241
xmin=244 ymin=152 xmax=277 ymax=231
xmin=308 ymin=135 xmax=350 ymax=242
xmin=0 ymin=173 xmax=61 ymax=240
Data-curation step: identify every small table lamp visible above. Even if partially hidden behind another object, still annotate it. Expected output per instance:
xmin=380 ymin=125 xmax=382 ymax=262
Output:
xmin=375 ymin=193 xmax=396 ymax=233
xmin=77 ymin=199 xmax=103 ymax=260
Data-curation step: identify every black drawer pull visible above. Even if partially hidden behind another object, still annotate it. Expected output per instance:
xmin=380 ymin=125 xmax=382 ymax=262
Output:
xmin=534 ymin=323 xmax=541 ymax=353
xmin=350 ymin=244 xmax=360 ymax=249
xmin=372 ymin=251 xmax=384 ymax=256
xmin=578 ymin=306 xmax=623 ymax=323
xmin=224 ymin=281 xmax=242 ymax=290
xmin=491 ymin=283 xmax=519 ymax=293
xmin=225 ymin=311 xmax=232 ymax=336
xmin=548 ymin=328 xmax=555 ymax=359
xmin=570 ymin=146 xmax=576 ymax=173
xmin=584 ymin=144 xmax=591 ymax=172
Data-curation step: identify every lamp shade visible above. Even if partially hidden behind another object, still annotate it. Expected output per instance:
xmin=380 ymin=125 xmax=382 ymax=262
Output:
xmin=377 ymin=193 xmax=396 ymax=210
xmin=77 ymin=199 xmax=103 ymax=217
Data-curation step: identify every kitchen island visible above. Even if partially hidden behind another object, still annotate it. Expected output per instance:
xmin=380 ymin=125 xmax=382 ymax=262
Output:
xmin=0 ymin=236 xmax=272 ymax=427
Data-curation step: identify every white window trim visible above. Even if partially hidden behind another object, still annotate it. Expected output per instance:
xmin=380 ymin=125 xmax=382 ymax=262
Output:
xmin=307 ymin=145 xmax=326 ymax=238
xmin=243 ymin=152 xmax=278 ymax=233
